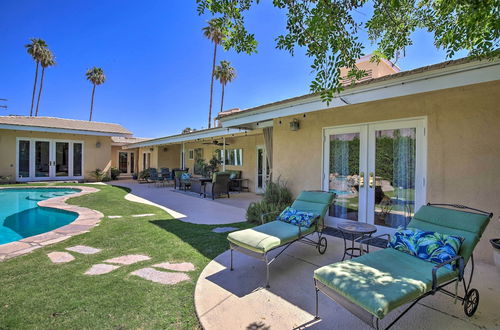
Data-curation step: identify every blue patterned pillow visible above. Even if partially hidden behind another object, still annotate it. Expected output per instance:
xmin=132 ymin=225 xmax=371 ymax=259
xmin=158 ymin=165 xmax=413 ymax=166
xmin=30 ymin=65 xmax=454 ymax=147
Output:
xmin=389 ymin=227 xmax=464 ymax=270
xmin=277 ymin=207 xmax=316 ymax=227
xmin=180 ymin=173 xmax=191 ymax=180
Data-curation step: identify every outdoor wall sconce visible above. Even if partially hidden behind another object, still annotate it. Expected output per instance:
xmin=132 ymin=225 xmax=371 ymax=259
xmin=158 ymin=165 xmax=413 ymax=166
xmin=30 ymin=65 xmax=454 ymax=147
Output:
xmin=149 ymin=148 xmax=154 ymax=151
xmin=163 ymin=147 xmax=168 ymax=152
xmin=95 ymin=142 xmax=101 ymax=148
xmin=290 ymin=118 xmax=300 ymax=131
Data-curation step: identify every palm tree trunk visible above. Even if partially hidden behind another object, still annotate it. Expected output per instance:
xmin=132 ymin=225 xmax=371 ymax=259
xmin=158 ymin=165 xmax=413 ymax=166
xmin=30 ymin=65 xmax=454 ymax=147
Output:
xmin=30 ymin=61 xmax=39 ymax=117
xmin=89 ymin=84 xmax=96 ymax=121
xmin=35 ymin=67 xmax=45 ymax=117
xmin=208 ymin=43 xmax=217 ymax=128
xmin=220 ymin=83 xmax=225 ymax=113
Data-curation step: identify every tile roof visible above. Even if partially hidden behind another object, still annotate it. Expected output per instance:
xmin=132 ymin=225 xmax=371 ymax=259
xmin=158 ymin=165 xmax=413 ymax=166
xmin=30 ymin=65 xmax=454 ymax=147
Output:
xmin=0 ymin=116 xmax=132 ymax=135
xmin=111 ymin=136 xmax=151 ymax=145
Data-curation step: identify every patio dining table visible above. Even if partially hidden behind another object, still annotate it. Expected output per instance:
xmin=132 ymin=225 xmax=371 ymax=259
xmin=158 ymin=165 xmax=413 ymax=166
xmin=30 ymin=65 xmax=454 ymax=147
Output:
xmin=190 ymin=177 xmax=212 ymax=195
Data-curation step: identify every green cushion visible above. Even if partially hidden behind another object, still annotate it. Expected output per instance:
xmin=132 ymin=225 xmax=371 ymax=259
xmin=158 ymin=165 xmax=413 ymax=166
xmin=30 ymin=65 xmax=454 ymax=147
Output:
xmin=409 ymin=205 xmax=491 ymax=263
xmin=291 ymin=191 xmax=334 ymax=228
xmin=314 ymin=248 xmax=457 ymax=319
xmin=228 ymin=221 xmax=315 ymax=253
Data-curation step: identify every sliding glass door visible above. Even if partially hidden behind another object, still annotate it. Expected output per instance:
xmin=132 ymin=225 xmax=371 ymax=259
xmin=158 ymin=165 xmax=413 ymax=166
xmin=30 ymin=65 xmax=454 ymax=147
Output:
xmin=17 ymin=138 xmax=84 ymax=181
xmin=323 ymin=118 xmax=426 ymax=231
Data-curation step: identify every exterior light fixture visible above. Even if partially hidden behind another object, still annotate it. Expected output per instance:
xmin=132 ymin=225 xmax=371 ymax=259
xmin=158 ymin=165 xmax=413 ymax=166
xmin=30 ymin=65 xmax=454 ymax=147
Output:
xmin=95 ymin=142 xmax=101 ymax=148
xmin=290 ymin=118 xmax=300 ymax=131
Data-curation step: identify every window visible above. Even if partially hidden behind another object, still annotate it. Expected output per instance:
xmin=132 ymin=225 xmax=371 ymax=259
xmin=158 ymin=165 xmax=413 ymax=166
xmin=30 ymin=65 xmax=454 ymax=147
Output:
xmin=18 ymin=140 xmax=30 ymax=178
xmin=188 ymin=149 xmax=194 ymax=160
xmin=73 ymin=143 xmax=83 ymax=176
xmin=220 ymin=148 xmax=243 ymax=166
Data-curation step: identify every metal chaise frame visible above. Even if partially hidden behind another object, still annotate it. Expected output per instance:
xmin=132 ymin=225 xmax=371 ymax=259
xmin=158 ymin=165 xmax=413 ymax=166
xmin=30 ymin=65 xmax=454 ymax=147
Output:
xmin=314 ymin=203 xmax=493 ymax=330
xmin=230 ymin=200 xmax=334 ymax=288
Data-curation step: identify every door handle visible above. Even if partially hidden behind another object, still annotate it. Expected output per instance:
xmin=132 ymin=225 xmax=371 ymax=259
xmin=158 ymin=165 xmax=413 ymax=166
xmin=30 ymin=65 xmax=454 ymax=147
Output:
xmin=359 ymin=172 xmax=364 ymax=187
xmin=369 ymin=172 xmax=374 ymax=188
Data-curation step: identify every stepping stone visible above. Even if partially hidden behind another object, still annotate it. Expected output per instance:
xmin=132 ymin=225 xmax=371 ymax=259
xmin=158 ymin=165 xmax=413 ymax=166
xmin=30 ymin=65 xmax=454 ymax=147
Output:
xmin=131 ymin=213 xmax=155 ymax=218
xmin=153 ymin=262 xmax=195 ymax=272
xmin=85 ymin=264 xmax=120 ymax=275
xmin=131 ymin=267 xmax=189 ymax=285
xmin=47 ymin=252 xmax=75 ymax=264
xmin=212 ymin=227 xmax=239 ymax=233
xmin=108 ymin=215 xmax=122 ymax=219
xmin=66 ymin=245 xmax=101 ymax=255
xmin=104 ymin=254 xmax=151 ymax=265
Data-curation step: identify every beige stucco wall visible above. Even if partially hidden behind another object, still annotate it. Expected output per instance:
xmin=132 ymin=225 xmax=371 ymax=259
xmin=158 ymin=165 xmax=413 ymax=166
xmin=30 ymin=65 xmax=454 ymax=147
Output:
xmin=272 ymin=80 xmax=500 ymax=264
xmin=0 ymin=129 xmax=112 ymax=181
xmin=157 ymin=144 xmax=182 ymax=170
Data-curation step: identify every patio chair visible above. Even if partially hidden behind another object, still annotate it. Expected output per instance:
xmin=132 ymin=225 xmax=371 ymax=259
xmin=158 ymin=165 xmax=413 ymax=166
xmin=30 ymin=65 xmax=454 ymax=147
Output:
xmin=203 ymin=172 xmax=231 ymax=199
xmin=147 ymin=168 xmax=163 ymax=187
xmin=227 ymin=191 xmax=335 ymax=287
xmin=174 ymin=170 xmax=191 ymax=190
xmin=313 ymin=203 xmax=492 ymax=329
xmin=160 ymin=168 xmax=172 ymax=186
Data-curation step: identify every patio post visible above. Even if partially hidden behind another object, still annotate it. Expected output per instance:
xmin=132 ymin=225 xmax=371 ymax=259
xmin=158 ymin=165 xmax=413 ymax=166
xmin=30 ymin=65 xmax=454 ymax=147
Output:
xmin=222 ymin=137 xmax=226 ymax=171
xmin=182 ymin=142 xmax=185 ymax=169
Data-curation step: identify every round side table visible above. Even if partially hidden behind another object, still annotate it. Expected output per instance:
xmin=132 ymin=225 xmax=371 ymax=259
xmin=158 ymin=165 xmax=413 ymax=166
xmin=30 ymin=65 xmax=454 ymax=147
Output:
xmin=337 ymin=222 xmax=377 ymax=261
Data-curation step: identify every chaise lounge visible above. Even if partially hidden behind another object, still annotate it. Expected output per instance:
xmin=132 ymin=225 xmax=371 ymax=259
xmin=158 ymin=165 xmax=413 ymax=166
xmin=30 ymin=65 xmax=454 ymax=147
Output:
xmin=227 ymin=191 xmax=335 ymax=287
xmin=313 ymin=203 xmax=492 ymax=329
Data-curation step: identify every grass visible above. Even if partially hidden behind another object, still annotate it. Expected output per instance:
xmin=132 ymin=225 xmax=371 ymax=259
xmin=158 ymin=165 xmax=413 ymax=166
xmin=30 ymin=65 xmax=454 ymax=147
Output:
xmin=0 ymin=183 xmax=252 ymax=329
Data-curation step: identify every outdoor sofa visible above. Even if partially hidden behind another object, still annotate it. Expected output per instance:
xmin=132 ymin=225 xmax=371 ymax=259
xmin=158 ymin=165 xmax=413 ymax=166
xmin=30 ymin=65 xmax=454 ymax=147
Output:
xmin=313 ymin=203 xmax=492 ymax=329
xmin=227 ymin=191 xmax=334 ymax=287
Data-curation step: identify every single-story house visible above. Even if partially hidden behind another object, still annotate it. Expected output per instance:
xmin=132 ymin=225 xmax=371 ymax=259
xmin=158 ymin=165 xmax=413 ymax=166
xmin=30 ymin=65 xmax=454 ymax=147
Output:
xmin=217 ymin=56 xmax=500 ymax=264
xmin=0 ymin=116 xmax=132 ymax=182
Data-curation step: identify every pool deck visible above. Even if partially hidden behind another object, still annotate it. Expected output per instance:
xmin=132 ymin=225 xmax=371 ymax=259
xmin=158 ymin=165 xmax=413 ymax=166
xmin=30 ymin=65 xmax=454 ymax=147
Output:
xmin=0 ymin=186 xmax=103 ymax=261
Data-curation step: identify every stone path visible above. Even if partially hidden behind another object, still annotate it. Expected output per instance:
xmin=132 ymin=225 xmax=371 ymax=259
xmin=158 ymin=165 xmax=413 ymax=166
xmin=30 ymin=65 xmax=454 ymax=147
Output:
xmin=66 ymin=245 xmax=101 ymax=255
xmin=47 ymin=251 xmax=75 ymax=263
xmin=108 ymin=215 xmax=122 ymax=219
xmin=153 ymin=262 xmax=195 ymax=272
xmin=104 ymin=254 xmax=151 ymax=265
xmin=85 ymin=264 xmax=120 ymax=275
xmin=131 ymin=267 xmax=190 ymax=285
xmin=131 ymin=213 xmax=155 ymax=218
xmin=212 ymin=227 xmax=238 ymax=233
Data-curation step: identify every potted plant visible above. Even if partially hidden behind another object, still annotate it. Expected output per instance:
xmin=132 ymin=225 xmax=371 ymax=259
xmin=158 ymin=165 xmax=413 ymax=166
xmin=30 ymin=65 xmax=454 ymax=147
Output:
xmin=132 ymin=172 xmax=138 ymax=180
xmin=490 ymin=238 xmax=500 ymax=275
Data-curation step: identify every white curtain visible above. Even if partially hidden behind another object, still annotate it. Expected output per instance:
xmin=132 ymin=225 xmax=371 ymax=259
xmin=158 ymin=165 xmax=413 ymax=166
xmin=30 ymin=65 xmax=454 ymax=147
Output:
xmin=263 ymin=127 xmax=273 ymax=181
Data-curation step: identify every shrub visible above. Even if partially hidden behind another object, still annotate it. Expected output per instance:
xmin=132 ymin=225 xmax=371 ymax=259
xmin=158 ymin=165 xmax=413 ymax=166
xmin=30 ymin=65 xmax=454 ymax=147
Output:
xmin=139 ymin=169 xmax=150 ymax=180
xmin=89 ymin=168 xmax=105 ymax=182
xmin=246 ymin=178 xmax=293 ymax=224
xmin=110 ymin=167 xmax=120 ymax=180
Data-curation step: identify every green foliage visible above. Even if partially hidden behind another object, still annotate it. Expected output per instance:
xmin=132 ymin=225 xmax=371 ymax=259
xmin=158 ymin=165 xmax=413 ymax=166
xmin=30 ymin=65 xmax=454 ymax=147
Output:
xmin=246 ymin=179 xmax=292 ymax=223
xmin=89 ymin=168 xmax=105 ymax=182
xmin=139 ymin=169 xmax=150 ymax=180
xmin=196 ymin=0 xmax=500 ymax=102
xmin=110 ymin=167 xmax=120 ymax=180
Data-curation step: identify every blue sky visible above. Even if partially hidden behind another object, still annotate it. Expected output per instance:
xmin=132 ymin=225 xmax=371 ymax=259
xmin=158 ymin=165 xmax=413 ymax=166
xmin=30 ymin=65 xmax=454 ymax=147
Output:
xmin=0 ymin=1 xmax=467 ymax=138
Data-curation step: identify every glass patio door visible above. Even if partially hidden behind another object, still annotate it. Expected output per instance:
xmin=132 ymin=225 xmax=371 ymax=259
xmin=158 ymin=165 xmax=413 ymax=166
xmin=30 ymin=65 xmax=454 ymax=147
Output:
xmin=35 ymin=141 xmax=50 ymax=178
xmin=256 ymin=146 xmax=268 ymax=193
xmin=323 ymin=126 xmax=368 ymax=222
xmin=119 ymin=152 xmax=129 ymax=174
xmin=323 ymin=119 xmax=426 ymax=230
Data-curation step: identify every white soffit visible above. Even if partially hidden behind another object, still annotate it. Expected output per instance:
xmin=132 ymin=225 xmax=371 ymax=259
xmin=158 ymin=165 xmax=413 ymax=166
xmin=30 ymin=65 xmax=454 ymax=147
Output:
xmin=220 ymin=59 xmax=500 ymax=127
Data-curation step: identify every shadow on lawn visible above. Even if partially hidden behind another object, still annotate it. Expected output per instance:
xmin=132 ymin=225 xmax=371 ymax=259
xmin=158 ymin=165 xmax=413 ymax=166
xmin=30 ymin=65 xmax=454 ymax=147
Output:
xmin=149 ymin=219 xmax=242 ymax=260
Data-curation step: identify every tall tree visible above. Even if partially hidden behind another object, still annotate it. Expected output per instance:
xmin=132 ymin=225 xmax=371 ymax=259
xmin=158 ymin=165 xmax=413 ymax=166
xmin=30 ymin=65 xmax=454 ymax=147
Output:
xmin=202 ymin=19 xmax=224 ymax=128
xmin=213 ymin=60 xmax=237 ymax=116
xmin=85 ymin=67 xmax=106 ymax=121
xmin=197 ymin=0 xmax=500 ymax=103
xmin=35 ymin=48 xmax=56 ymax=117
xmin=25 ymin=38 xmax=48 ymax=116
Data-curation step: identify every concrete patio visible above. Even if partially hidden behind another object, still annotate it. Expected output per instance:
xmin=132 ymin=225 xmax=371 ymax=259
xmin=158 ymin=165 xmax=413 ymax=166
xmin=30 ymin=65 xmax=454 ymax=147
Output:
xmin=195 ymin=234 xmax=500 ymax=330
xmin=110 ymin=179 xmax=262 ymax=225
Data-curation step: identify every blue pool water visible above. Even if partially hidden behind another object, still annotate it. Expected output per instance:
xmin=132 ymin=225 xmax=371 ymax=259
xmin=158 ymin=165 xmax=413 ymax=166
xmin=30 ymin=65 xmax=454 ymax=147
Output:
xmin=0 ymin=188 xmax=80 ymax=245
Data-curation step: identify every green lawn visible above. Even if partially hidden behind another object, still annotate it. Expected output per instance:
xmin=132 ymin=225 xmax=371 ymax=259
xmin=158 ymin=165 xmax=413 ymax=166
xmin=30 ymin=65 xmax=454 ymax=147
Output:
xmin=0 ymin=183 xmax=252 ymax=329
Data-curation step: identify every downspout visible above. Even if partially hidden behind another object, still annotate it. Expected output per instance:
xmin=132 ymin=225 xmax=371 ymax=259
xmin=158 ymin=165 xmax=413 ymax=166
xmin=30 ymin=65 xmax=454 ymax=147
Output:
xmin=182 ymin=142 xmax=186 ymax=169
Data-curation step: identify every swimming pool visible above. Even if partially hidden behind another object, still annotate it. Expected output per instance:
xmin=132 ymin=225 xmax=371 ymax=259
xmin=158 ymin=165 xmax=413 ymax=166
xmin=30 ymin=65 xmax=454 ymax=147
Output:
xmin=0 ymin=188 xmax=80 ymax=245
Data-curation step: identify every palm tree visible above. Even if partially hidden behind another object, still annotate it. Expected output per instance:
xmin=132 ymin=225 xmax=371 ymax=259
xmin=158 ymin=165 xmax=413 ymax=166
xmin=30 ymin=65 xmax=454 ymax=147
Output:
xmin=202 ymin=19 xmax=224 ymax=128
xmin=25 ymin=38 xmax=48 ymax=116
xmin=214 ymin=60 xmax=237 ymax=116
xmin=85 ymin=67 xmax=106 ymax=121
xmin=35 ymin=48 xmax=56 ymax=117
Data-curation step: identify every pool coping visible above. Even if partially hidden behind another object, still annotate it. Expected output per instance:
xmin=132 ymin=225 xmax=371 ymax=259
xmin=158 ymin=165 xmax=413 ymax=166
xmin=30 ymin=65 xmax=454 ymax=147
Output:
xmin=0 ymin=186 xmax=103 ymax=261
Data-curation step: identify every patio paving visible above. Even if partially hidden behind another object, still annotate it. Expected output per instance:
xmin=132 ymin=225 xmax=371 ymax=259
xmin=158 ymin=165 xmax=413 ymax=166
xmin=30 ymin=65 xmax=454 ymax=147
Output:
xmin=131 ymin=267 xmax=190 ymax=285
xmin=111 ymin=180 xmax=262 ymax=225
xmin=85 ymin=264 xmax=120 ymax=275
xmin=104 ymin=254 xmax=151 ymax=265
xmin=65 ymin=245 xmax=102 ymax=255
xmin=153 ymin=262 xmax=195 ymax=272
xmin=47 ymin=252 xmax=75 ymax=264
xmin=195 ymin=235 xmax=500 ymax=329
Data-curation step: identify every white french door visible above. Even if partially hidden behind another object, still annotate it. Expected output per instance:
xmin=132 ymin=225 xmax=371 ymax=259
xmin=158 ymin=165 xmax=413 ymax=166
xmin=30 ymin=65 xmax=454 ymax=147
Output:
xmin=118 ymin=151 xmax=135 ymax=176
xmin=16 ymin=138 xmax=84 ymax=181
xmin=323 ymin=118 xmax=426 ymax=232
xmin=256 ymin=145 xmax=268 ymax=193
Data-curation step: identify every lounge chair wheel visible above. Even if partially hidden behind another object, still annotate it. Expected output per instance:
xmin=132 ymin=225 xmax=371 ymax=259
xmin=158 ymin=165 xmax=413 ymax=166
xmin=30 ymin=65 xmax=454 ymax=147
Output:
xmin=318 ymin=236 xmax=327 ymax=254
xmin=464 ymin=288 xmax=479 ymax=317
